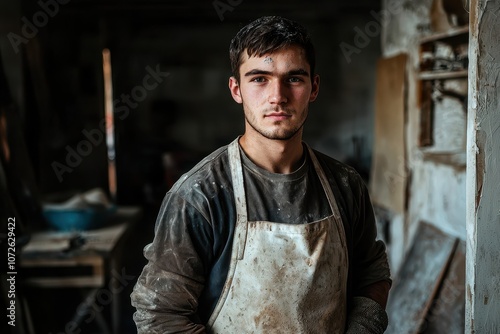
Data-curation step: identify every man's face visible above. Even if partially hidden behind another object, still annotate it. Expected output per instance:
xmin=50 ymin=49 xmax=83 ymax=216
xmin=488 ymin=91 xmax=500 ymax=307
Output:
xmin=229 ymin=45 xmax=320 ymax=141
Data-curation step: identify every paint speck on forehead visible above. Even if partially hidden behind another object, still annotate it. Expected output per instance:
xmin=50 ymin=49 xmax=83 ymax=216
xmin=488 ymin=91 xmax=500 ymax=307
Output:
xmin=264 ymin=56 xmax=273 ymax=64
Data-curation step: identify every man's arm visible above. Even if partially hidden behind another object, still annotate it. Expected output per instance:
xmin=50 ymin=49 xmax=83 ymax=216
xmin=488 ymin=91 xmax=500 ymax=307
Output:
xmin=358 ymin=280 xmax=391 ymax=309
xmin=131 ymin=192 xmax=212 ymax=334
xmin=346 ymin=178 xmax=391 ymax=334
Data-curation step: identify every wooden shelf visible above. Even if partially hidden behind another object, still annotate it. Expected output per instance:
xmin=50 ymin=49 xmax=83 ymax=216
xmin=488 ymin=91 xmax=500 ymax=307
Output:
xmin=421 ymin=151 xmax=466 ymax=169
xmin=417 ymin=26 xmax=469 ymax=150
xmin=419 ymin=26 xmax=469 ymax=44
xmin=418 ymin=69 xmax=468 ymax=80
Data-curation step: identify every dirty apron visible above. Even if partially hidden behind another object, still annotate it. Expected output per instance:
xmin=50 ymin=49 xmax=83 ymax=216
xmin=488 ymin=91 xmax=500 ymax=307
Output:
xmin=207 ymin=139 xmax=348 ymax=333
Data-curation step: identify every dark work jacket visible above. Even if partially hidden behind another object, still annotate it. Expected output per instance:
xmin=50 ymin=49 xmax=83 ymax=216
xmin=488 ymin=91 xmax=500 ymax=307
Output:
xmin=131 ymin=142 xmax=391 ymax=334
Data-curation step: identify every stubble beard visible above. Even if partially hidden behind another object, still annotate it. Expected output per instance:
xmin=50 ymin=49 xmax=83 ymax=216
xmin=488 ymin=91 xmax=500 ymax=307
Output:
xmin=244 ymin=107 xmax=308 ymax=141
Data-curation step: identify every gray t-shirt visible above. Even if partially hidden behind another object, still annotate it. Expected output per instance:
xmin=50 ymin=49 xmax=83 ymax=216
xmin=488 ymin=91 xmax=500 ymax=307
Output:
xmin=240 ymin=145 xmax=331 ymax=224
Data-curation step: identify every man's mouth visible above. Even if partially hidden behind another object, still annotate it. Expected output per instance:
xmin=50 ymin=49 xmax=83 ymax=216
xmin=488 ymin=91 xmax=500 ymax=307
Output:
xmin=265 ymin=112 xmax=292 ymax=121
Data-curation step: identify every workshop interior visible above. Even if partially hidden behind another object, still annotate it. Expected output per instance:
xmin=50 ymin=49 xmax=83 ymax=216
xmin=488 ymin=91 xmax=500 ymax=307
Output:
xmin=1 ymin=0 xmax=498 ymax=333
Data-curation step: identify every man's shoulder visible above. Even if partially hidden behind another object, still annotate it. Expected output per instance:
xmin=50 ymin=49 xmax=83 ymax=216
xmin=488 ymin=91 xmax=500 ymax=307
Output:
xmin=310 ymin=148 xmax=362 ymax=181
xmin=169 ymin=145 xmax=231 ymax=194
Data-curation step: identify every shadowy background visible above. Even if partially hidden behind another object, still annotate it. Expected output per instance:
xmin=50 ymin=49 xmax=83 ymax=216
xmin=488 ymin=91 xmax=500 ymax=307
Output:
xmin=0 ymin=0 xmax=381 ymax=333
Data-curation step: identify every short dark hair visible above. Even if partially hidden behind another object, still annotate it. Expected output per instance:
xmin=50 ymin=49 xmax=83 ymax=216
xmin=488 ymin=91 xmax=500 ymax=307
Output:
xmin=229 ymin=16 xmax=316 ymax=81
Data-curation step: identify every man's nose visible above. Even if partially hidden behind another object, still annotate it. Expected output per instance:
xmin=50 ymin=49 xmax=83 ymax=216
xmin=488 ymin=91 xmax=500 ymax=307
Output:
xmin=268 ymin=80 xmax=288 ymax=104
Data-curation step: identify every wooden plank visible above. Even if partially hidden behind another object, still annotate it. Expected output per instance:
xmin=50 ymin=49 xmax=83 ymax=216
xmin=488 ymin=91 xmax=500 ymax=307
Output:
xmin=386 ymin=222 xmax=457 ymax=334
xmin=418 ymin=69 xmax=468 ymax=80
xmin=21 ymin=254 xmax=104 ymax=288
xmin=23 ymin=276 xmax=104 ymax=288
xmin=423 ymin=240 xmax=465 ymax=334
xmin=419 ymin=80 xmax=434 ymax=147
xmin=419 ymin=25 xmax=469 ymax=44
xmin=369 ymin=54 xmax=408 ymax=214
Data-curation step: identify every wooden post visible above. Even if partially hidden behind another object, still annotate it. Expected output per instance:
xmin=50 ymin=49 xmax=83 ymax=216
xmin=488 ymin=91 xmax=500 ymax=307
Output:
xmin=102 ymin=48 xmax=117 ymax=202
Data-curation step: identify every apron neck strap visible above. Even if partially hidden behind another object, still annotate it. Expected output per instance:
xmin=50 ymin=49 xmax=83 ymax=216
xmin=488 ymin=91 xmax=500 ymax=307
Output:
xmin=306 ymin=145 xmax=340 ymax=219
xmin=228 ymin=138 xmax=248 ymax=260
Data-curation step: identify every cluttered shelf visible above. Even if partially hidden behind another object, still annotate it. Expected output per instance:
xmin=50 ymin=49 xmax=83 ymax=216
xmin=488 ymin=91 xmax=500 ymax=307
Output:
xmin=417 ymin=25 xmax=469 ymax=151
xmin=418 ymin=25 xmax=469 ymax=78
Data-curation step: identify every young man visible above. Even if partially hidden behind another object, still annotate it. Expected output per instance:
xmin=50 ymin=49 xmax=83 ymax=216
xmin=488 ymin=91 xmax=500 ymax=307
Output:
xmin=131 ymin=16 xmax=391 ymax=333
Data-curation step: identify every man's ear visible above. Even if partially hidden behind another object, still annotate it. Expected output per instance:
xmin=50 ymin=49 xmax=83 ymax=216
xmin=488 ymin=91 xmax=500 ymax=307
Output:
xmin=309 ymin=74 xmax=320 ymax=102
xmin=229 ymin=76 xmax=243 ymax=104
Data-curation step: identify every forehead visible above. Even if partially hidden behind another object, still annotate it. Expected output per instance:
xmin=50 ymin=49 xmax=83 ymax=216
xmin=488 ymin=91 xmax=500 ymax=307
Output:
xmin=239 ymin=45 xmax=310 ymax=71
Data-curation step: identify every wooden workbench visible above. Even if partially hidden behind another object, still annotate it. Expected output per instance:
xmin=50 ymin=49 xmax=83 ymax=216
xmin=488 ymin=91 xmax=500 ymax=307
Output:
xmin=20 ymin=206 xmax=142 ymax=333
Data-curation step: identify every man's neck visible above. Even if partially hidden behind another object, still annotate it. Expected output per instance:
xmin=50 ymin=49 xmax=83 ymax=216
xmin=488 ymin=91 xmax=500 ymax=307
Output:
xmin=238 ymin=134 xmax=304 ymax=174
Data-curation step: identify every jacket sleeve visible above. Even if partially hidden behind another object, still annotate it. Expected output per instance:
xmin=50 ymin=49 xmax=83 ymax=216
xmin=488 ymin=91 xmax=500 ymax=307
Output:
xmin=345 ymin=296 xmax=388 ymax=334
xmin=351 ymin=178 xmax=391 ymax=292
xmin=131 ymin=192 xmax=213 ymax=334
xmin=346 ymin=177 xmax=391 ymax=333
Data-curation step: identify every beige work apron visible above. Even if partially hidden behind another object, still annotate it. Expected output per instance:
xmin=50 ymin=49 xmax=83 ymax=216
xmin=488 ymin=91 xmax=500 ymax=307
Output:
xmin=207 ymin=139 xmax=348 ymax=333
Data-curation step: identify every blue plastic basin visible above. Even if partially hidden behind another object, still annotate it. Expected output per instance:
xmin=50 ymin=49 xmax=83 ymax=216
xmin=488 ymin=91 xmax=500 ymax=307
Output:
xmin=43 ymin=207 xmax=116 ymax=231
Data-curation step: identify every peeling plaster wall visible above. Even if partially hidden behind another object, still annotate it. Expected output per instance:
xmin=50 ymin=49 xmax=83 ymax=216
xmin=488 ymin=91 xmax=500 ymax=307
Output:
xmin=466 ymin=0 xmax=500 ymax=332
xmin=380 ymin=0 xmax=467 ymax=274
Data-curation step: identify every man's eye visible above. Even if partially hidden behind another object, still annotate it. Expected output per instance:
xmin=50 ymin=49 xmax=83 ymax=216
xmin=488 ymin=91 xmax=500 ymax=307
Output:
xmin=251 ymin=77 xmax=266 ymax=83
xmin=288 ymin=77 xmax=302 ymax=83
